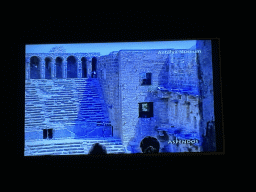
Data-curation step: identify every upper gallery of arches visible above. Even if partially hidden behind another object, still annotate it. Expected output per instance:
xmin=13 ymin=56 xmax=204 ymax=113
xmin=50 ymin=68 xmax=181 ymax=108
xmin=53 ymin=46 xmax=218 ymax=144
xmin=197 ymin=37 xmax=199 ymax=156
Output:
xmin=30 ymin=56 xmax=41 ymax=79
xmin=25 ymin=53 xmax=100 ymax=62
xmin=45 ymin=57 xmax=53 ymax=79
xmin=67 ymin=56 xmax=77 ymax=78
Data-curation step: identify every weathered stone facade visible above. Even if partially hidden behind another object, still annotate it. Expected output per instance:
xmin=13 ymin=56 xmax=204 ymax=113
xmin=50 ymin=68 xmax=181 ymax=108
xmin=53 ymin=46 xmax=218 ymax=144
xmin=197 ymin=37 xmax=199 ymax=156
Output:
xmin=196 ymin=40 xmax=216 ymax=152
xmin=96 ymin=49 xmax=202 ymax=153
xmin=25 ymin=53 xmax=100 ymax=80
xmin=25 ymin=42 xmax=215 ymax=155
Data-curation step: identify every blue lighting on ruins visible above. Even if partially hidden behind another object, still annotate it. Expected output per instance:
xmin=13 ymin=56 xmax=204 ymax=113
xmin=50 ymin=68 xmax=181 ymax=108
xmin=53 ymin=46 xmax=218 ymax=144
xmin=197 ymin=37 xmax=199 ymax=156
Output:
xmin=24 ymin=40 xmax=216 ymax=156
xmin=26 ymin=40 xmax=197 ymax=55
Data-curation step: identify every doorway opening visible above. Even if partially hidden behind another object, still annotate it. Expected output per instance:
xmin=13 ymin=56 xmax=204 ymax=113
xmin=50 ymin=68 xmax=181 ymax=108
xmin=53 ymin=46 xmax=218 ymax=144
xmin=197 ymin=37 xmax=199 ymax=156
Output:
xmin=140 ymin=136 xmax=160 ymax=153
xmin=67 ymin=56 xmax=77 ymax=78
xmin=56 ymin=57 xmax=63 ymax=79
xmin=43 ymin=129 xmax=53 ymax=139
xmin=81 ymin=57 xmax=87 ymax=78
xmin=30 ymin=56 xmax=40 ymax=79
xmin=45 ymin=57 xmax=52 ymax=79
xmin=92 ymin=57 xmax=97 ymax=72
xmin=91 ymin=57 xmax=97 ymax=78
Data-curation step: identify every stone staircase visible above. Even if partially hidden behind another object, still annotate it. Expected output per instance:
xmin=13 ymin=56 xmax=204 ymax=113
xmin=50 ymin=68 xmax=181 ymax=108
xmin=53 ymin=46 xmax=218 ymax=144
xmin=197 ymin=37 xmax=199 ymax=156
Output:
xmin=24 ymin=138 xmax=126 ymax=156
xmin=74 ymin=78 xmax=112 ymax=137
xmin=25 ymin=78 xmax=112 ymax=139
xmin=25 ymin=77 xmax=126 ymax=156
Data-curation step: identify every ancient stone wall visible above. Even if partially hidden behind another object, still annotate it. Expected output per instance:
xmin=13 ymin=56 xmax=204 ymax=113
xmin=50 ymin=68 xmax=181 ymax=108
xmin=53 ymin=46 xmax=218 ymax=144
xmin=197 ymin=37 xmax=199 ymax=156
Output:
xmin=168 ymin=93 xmax=200 ymax=131
xmin=25 ymin=78 xmax=111 ymax=140
xmin=25 ymin=47 xmax=206 ymax=153
xmin=98 ymin=52 xmax=122 ymax=138
xmin=196 ymin=40 xmax=216 ymax=152
xmin=25 ymin=53 xmax=100 ymax=80
xmin=118 ymin=50 xmax=170 ymax=149
xmin=168 ymin=51 xmax=199 ymax=94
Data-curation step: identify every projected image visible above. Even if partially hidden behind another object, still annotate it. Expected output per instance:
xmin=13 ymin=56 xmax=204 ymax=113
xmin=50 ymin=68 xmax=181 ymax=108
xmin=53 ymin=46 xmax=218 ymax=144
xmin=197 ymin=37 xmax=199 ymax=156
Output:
xmin=24 ymin=40 xmax=216 ymax=156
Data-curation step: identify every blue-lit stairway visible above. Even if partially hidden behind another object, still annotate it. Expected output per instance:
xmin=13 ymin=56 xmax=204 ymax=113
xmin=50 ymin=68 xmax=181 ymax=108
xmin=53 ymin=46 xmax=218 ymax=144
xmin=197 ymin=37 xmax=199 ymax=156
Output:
xmin=24 ymin=138 xmax=125 ymax=156
xmin=25 ymin=78 xmax=111 ymax=138
xmin=25 ymin=78 xmax=125 ymax=155
xmin=72 ymin=78 xmax=112 ymax=138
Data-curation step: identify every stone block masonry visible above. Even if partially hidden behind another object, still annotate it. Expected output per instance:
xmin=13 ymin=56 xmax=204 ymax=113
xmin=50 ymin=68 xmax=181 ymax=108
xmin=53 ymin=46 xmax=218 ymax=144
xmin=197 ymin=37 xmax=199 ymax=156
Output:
xmin=118 ymin=50 xmax=171 ymax=149
xmin=25 ymin=78 xmax=111 ymax=140
xmin=196 ymin=40 xmax=216 ymax=152
xmin=97 ymin=49 xmax=202 ymax=152
xmin=26 ymin=52 xmax=100 ymax=80
xmin=168 ymin=92 xmax=200 ymax=131
xmin=98 ymin=52 xmax=121 ymax=139
xmin=25 ymin=44 xmax=212 ymax=154
xmin=24 ymin=138 xmax=125 ymax=156
xmin=168 ymin=51 xmax=199 ymax=94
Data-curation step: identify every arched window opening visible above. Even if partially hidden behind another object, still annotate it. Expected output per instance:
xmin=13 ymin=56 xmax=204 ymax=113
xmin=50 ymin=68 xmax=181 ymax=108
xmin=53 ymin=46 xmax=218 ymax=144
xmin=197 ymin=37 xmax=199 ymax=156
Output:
xmin=30 ymin=56 xmax=41 ymax=79
xmin=81 ymin=57 xmax=87 ymax=78
xmin=45 ymin=57 xmax=52 ymax=79
xmin=67 ymin=56 xmax=77 ymax=78
xmin=92 ymin=57 xmax=97 ymax=72
xmin=140 ymin=136 xmax=160 ymax=153
xmin=56 ymin=57 xmax=63 ymax=79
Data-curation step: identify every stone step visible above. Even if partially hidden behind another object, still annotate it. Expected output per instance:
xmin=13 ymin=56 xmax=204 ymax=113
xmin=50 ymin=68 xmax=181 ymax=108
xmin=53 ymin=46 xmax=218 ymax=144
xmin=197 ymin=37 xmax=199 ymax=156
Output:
xmin=25 ymin=79 xmax=107 ymax=125
xmin=25 ymin=139 xmax=125 ymax=156
xmin=29 ymin=147 xmax=85 ymax=154
xmin=25 ymin=118 xmax=46 ymax=122
xmin=27 ymin=150 xmax=86 ymax=156
xmin=29 ymin=145 xmax=83 ymax=151
xmin=25 ymin=108 xmax=43 ymax=111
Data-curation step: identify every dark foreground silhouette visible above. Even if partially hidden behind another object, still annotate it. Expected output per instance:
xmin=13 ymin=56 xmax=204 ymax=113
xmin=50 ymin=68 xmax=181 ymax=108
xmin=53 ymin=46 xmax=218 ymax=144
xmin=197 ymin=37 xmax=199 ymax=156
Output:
xmin=88 ymin=143 xmax=107 ymax=155
xmin=140 ymin=136 xmax=160 ymax=154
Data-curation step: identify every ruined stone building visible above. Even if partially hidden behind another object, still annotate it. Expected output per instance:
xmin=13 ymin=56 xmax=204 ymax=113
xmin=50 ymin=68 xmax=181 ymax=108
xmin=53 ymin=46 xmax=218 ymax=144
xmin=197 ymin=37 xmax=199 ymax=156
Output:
xmin=25 ymin=43 xmax=214 ymax=156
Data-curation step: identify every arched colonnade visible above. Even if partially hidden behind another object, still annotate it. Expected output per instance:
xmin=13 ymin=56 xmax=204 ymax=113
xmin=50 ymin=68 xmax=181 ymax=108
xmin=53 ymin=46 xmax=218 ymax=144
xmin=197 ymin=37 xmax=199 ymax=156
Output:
xmin=25 ymin=54 xmax=98 ymax=80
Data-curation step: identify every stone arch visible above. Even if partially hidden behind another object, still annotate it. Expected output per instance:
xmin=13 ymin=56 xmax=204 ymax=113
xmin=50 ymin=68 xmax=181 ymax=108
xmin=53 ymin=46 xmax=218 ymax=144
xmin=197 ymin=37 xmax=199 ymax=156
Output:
xmin=140 ymin=136 xmax=160 ymax=153
xmin=67 ymin=55 xmax=77 ymax=78
xmin=30 ymin=56 xmax=41 ymax=79
xmin=45 ymin=57 xmax=53 ymax=79
xmin=92 ymin=57 xmax=97 ymax=72
xmin=81 ymin=57 xmax=87 ymax=78
xmin=55 ymin=57 xmax=63 ymax=79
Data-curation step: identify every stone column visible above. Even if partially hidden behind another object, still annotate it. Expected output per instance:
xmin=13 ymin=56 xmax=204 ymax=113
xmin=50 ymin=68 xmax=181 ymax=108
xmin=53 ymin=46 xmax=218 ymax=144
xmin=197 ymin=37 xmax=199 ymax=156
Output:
xmin=77 ymin=59 xmax=82 ymax=78
xmin=41 ymin=60 xmax=45 ymax=79
xmin=25 ymin=57 xmax=30 ymax=80
xmin=63 ymin=58 xmax=67 ymax=79
xmin=87 ymin=58 xmax=92 ymax=78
